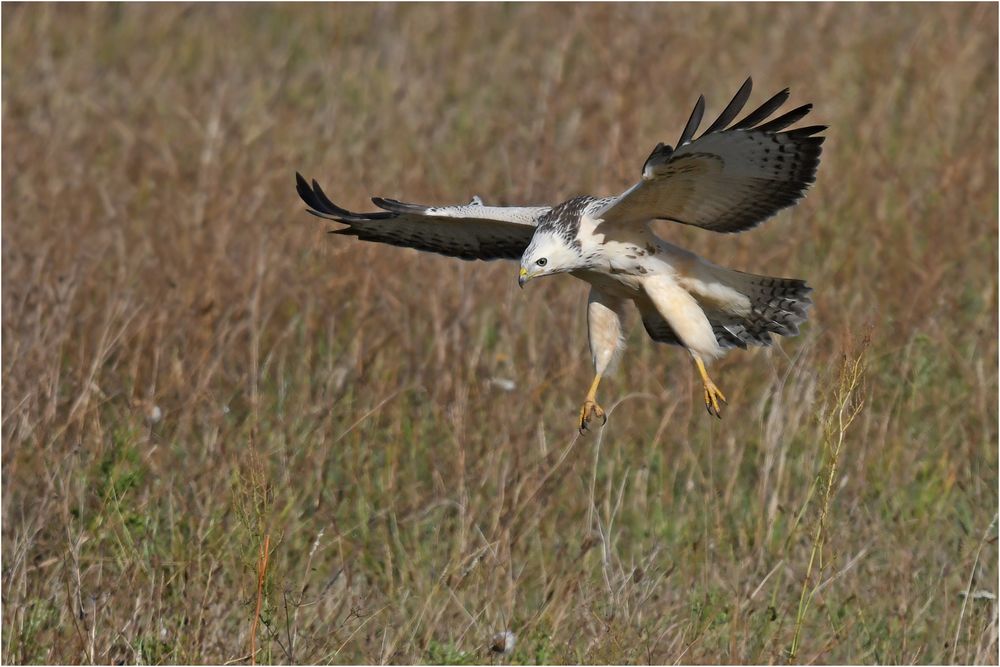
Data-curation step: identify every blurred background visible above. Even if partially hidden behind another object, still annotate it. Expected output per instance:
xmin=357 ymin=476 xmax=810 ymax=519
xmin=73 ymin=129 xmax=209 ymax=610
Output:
xmin=2 ymin=3 xmax=997 ymax=664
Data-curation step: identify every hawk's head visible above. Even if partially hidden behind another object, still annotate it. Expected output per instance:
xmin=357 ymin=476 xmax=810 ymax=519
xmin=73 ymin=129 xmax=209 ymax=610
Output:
xmin=518 ymin=230 xmax=585 ymax=287
xmin=519 ymin=196 xmax=596 ymax=287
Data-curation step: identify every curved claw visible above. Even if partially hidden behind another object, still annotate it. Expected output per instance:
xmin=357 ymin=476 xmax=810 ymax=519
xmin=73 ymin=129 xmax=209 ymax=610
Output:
xmin=703 ymin=382 xmax=727 ymax=419
xmin=578 ymin=400 xmax=607 ymax=433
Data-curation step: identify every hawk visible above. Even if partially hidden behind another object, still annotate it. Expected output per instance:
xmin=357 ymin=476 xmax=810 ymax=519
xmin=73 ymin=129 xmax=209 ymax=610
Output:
xmin=296 ymin=77 xmax=823 ymax=432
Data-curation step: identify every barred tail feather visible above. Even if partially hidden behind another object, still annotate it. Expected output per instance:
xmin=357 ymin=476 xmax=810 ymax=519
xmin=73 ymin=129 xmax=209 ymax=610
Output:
xmin=710 ymin=269 xmax=813 ymax=349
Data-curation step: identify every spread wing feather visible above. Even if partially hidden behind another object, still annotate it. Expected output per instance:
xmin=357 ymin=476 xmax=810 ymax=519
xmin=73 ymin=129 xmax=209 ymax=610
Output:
xmin=296 ymin=173 xmax=549 ymax=261
xmin=701 ymin=76 xmax=753 ymax=136
xmin=677 ymin=95 xmax=705 ymax=147
xmin=594 ymin=77 xmax=825 ymax=233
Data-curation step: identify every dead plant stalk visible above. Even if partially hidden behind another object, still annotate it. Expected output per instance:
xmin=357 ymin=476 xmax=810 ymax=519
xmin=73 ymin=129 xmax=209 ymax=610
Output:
xmin=250 ymin=534 xmax=270 ymax=666
xmin=788 ymin=336 xmax=869 ymax=663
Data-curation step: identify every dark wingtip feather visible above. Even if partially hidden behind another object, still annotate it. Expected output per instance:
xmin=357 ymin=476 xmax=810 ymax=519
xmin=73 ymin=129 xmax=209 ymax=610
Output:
xmin=295 ymin=175 xmax=397 ymax=223
xmin=731 ymin=87 xmax=791 ymax=130
xmin=306 ymin=209 xmax=335 ymax=221
xmin=372 ymin=197 xmax=428 ymax=214
xmin=702 ymin=76 xmax=753 ymax=135
xmin=296 ymin=173 xmax=327 ymax=212
xmin=313 ymin=179 xmax=386 ymax=220
xmin=295 ymin=173 xmax=328 ymax=212
xmin=677 ymin=94 xmax=705 ymax=146
xmin=756 ymin=103 xmax=813 ymax=133
xmin=786 ymin=124 xmax=827 ymax=137
xmin=310 ymin=179 xmax=340 ymax=214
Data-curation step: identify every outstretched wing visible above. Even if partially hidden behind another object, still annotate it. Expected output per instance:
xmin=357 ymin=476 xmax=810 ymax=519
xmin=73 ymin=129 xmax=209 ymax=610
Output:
xmin=593 ymin=77 xmax=826 ymax=233
xmin=296 ymin=173 xmax=550 ymax=261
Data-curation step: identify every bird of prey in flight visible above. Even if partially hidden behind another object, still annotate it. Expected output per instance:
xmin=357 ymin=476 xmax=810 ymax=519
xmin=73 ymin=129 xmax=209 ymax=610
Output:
xmin=296 ymin=77 xmax=823 ymax=432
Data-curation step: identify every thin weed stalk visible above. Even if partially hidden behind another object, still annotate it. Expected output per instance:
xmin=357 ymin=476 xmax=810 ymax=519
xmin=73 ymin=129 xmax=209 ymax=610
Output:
xmin=788 ymin=331 xmax=870 ymax=663
xmin=250 ymin=533 xmax=271 ymax=667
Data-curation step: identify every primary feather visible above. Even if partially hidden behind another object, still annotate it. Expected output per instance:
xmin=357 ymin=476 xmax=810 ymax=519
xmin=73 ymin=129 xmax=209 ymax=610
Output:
xmin=592 ymin=76 xmax=826 ymax=232
xmin=296 ymin=173 xmax=549 ymax=261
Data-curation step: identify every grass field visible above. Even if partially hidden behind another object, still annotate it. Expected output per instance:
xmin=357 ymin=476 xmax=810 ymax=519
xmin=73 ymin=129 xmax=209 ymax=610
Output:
xmin=2 ymin=3 xmax=997 ymax=664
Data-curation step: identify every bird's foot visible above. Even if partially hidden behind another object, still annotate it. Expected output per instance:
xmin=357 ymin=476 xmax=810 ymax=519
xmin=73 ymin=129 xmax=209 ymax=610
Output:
xmin=702 ymin=380 xmax=727 ymax=419
xmin=578 ymin=400 xmax=607 ymax=433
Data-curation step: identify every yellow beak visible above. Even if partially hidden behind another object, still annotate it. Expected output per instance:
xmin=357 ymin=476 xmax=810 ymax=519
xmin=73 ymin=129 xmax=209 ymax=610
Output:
xmin=518 ymin=267 xmax=530 ymax=288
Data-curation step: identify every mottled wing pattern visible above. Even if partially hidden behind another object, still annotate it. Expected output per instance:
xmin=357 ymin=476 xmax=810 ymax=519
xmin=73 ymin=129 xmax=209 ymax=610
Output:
xmin=706 ymin=275 xmax=813 ymax=348
xmin=640 ymin=306 xmax=777 ymax=351
xmin=594 ymin=77 xmax=825 ymax=233
xmin=640 ymin=274 xmax=812 ymax=350
xmin=296 ymin=173 xmax=550 ymax=261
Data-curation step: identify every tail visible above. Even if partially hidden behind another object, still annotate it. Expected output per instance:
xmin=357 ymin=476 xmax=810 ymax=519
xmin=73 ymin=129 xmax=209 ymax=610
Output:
xmin=707 ymin=268 xmax=813 ymax=349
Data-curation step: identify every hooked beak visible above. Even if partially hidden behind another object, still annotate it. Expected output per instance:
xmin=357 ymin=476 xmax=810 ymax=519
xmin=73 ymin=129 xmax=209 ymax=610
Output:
xmin=518 ymin=267 xmax=530 ymax=288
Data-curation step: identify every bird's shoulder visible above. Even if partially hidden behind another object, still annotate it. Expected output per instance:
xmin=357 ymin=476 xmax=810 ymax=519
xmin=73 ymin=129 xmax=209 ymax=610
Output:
xmin=538 ymin=195 xmax=600 ymax=227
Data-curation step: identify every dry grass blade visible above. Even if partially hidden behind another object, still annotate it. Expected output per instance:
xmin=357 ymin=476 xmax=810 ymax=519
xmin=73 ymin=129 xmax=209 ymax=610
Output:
xmin=952 ymin=513 xmax=999 ymax=664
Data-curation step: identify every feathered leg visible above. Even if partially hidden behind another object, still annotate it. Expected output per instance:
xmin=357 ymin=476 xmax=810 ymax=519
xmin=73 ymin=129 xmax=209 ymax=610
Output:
xmin=581 ymin=288 xmax=628 ymax=433
xmin=642 ymin=275 xmax=727 ymax=418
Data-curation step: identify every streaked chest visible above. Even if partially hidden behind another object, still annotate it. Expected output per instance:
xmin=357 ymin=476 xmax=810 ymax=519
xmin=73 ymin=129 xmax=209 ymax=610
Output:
xmin=579 ymin=217 xmax=670 ymax=276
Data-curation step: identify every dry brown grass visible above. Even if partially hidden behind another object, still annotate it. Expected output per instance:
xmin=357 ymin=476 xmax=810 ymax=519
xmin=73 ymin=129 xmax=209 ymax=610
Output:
xmin=2 ymin=3 xmax=997 ymax=664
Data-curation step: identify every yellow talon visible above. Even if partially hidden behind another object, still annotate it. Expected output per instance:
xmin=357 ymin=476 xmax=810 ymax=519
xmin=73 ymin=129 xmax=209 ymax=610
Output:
xmin=702 ymin=381 xmax=727 ymax=418
xmin=579 ymin=399 xmax=607 ymax=432
xmin=695 ymin=357 xmax=727 ymax=419
xmin=578 ymin=372 xmax=606 ymax=433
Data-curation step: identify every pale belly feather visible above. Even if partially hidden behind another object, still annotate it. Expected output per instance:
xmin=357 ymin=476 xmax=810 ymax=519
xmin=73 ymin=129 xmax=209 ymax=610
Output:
xmin=569 ymin=224 xmax=743 ymax=359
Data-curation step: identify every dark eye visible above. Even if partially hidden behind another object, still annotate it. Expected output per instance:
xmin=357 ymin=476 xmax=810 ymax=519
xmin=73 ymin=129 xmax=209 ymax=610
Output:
xmin=536 ymin=258 xmax=547 ymax=267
